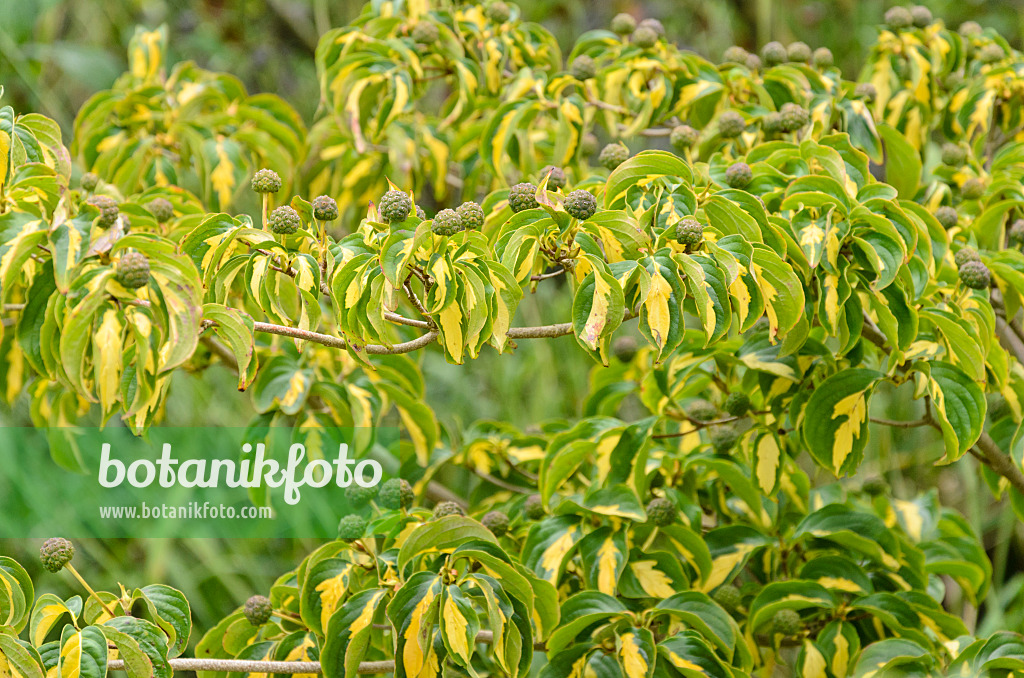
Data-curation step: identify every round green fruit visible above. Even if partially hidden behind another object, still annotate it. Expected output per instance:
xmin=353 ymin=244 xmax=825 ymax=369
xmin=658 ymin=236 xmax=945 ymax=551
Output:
xmin=724 ymin=392 xmax=751 ymax=417
xmin=508 ymin=183 xmax=540 ymax=213
xmin=599 ymin=142 xmax=630 ymax=170
xmin=244 ymin=595 xmax=273 ymax=626
xmin=941 ymin=143 xmax=966 ymax=166
xmin=80 ymin=172 xmax=99 ymax=192
xmin=344 ymin=483 xmax=379 ymax=505
xmin=935 ymin=206 xmax=958 ymax=229
xmin=378 ymin=478 xmax=414 ymax=510
xmin=961 ymin=178 xmax=986 ymax=200
xmin=570 ymin=56 xmax=596 ymax=81
xmin=725 ymin=162 xmax=753 ymax=189
xmin=540 ymin=165 xmax=567 ymax=189
xmin=854 ymin=82 xmax=877 ymax=101
xmin=687 ymin=399 xmax=719 ymax=422
xmin=564 ymin=190 xmax=597 ymax=221
xmin=338 ymin=514 xmax=367 ymax=540
xmin=910 ymin=5 xmax=932 ymax=28
xmin=714 ymin=584 xmax=742 ymax=610
xmin=631 ymin=26 xmax=658 ymax=49
xmin=485 ymin=1 xmax=511 ymax=23
xmin=772 ymin=609 xmax=802 ymax=636
xmin=675 ymin=217 xmax=704 ymax=247
xmin=433 ymin=501 xmax=465 ymax=519
xmin=610 ymin=13 xmax=636 ymax=35
xmin=646 ymin=497 xmax=677 ymax=527
xmin=884 ymin=6 xmax=913 ymax=30
xmin=380 ymin=190 xmax=413 ymax=223
xmin=524 ymin=494 xmax=545 ymax=520
xmin=251 ymin=168 xmax=282 ymax=194
xmin=312 ymin=195 xmax=339 ymax=221
xmin=432 ymin=208 xmax=463 ymax=236
xmin=959 ymin=260 xmax=991 ymax=290
xmin=148 ymin=198 xmax=174 ymax=223
xmin=457 ymin=201 xmax=485 ymax=230
xmin=813 ymin=47 xmax=834 ymax=68
xmin=710 ymin=425 xmax=741 ymax=454
xmin=670 ymin=124 xmax=699 ymax=150
xmin=115 ymin=252 xmax=151 ymax=289
xmin=779 ymin=102 xmax=809 ymax=132
xmin=721 ymin=46 xmax=748 ymax=64
xmin=638 ymin=18 xmax=665 ymax=37
xmin=40 ymin=537 xmax=74 ymax=573
xmin=411 ymin=21 xmax=439 ymax=44
xmin=954 ymin=247 xmax=980 ymax=268
xmin=482 ymin=510 xmax=510 ymax=536
xmin=88 ymin=195 xmax=119 ymax=228
xmin=1009 ymin=219 xmax=1024 ymax=247
xmin=269 ymin=205 xmax=301 ymax=235
xmin=718 ymin=111 xmax=746 ymax=138
xmin=787 ymin=41 xmax=812 ymax=63
xmin=761 ymin=41 xmax=787 ymax=66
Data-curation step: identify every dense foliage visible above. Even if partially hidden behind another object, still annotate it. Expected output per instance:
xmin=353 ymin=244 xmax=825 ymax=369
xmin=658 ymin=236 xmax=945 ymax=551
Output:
xmin=4 ymin=1 xmax=1024 ymax=676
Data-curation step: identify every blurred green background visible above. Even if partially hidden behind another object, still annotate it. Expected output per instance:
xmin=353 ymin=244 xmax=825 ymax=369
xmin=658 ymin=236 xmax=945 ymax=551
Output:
xmin=3 ymin=0 xmax=1024 ymax=657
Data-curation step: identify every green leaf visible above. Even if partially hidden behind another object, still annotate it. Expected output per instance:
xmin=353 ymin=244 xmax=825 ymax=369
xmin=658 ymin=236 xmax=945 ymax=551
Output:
xmin=132 ymin=585 xmax=191 ymax=658
xmin=546 ymin=591 xmax=628 ymax=655
xmin=57 ymin=626 xmax=107 ymax=678
xmin=801 ymin=368 xmax=881 ymax=476
xmin=397 ymin=515 xmax=497 ymax=571
xmin=877 ymin=123 xmax=921 ymax=199
xmin=911 ymin=361 xmax=985 ymax=462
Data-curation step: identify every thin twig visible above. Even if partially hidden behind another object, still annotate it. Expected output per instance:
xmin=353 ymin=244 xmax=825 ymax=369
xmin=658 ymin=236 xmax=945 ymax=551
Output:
xmin=868 ymin=417 xmax=930 ymax=428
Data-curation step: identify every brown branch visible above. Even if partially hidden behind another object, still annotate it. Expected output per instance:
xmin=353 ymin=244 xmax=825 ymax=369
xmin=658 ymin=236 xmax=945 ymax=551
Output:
xmin=200 ymin=334 xmax=239 ymax=371
xmin=530 ymin=268 xmax=567 ymax=282
xmin=973 ymin=431 xmax=1024 ymax=496
xmin=869 ymin=417 xmax=930 ymax=428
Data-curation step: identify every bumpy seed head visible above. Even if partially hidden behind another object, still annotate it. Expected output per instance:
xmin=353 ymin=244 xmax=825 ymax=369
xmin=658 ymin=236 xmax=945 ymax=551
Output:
xmin=714 ymin=584 xmax=743 ymax=610
xmin=581 ymin=133 xmax=599 ymax=157
xmin=312 ymin=195 xmax=339 ymax=221
xmin=721 ymin=46 xmax=748 ymax=64
xmin=745 ymin=54 xmax=762 ymax=71
xmin=147 ymin=198 xmax=174 ymax=224
xmin=244 ymin=595 xmax=273 ymax=626
xmin=482 ymin=510 xmax=510 ymax=537
xmin=725 ymin=162 xmax=753 ymax=189
xmin=959 ymin=260 xmax=992 ymax=290
xmin=613 ymin=336 xmax=638 ymax=363
xmin=611 ymin=12 xmax=637 ymax=35
xmin=344 ymin=483 xmax=379 ymax=506
xmin=710 ymin=424 xmax=741 ymax=454
xmin=941 ymin=143 xmax=967 ymax=166
xmin=761 ymin=112 xmax=783 ymax=134
xmin=564 ymin=190 xmax=597 ymax=221
xmin=813 ymin=47 xmax=834 ymax=68
xmin=484 ymin=1 xmax=511 ymax=23
xmin=631 ymin=26 xmax=658 ymax=48
xmin=457 ymin=201 xmax=485 ymax=230
xmin=88 ymin=195 xmax=119 ymax=228
xmin=959 ymin=21 xmax=983 ymax=37
xmin=854 ymin=82 xmax=877 ymax=101
xmin=508 ymin=183 xmax=540 ymax=213
xmin=432 ymin=501 xmax=465 ymax=520
xmin=337 ymin=514 xmax=368 ymax=540
xmin=1009 ymin=219 xmax=1024 ymax=247
xmin=540 ymin=165 xmax=567 ymax=190
xmin=416 ymin=205 xmax=426 ymax=220
xmin=675 ymin=216 xmax=704 ymax=247
xmin=115 ymin=251 xmax=151 ymax=289
xmin=962 ymin=178 xmax=986 ymax=200
xmin=251 ymin=169 xmax=282 ymax=194
xmin=779 ymin=102 xmax=809 ymax=132
xmin=599 ymin=142 xmax=630 ymax=170
xmin=379 ymin=190 xmax=413 ymax=223
xmin=934 ymin=206 xmax=958 ymax=230
xmin=670 ymin=124 xmax=699 ymax=151
xmin=686 ymin=399 xmax=719 ymax=423
xmin=40 ymin=538 xmax=75 ymax=573
xmin=884 ymin=6 xmax=913 ymax=30
xmin=80 ymin=172 xmax=99 ymax=192
xmin=718 ymin=111 xmax=746 ymax=139
xmin=378 ymin=478 xmax=414 ymax=510
xmin=786 ymin=41 xmax=812 ymax=63
xmin=954 ymin=247 xmax=981 ymax=268
xmin=979 ymin=43 xmax=1005 ymax=64
xmin=724 ymin=392 xmax=751 ymax=417
xmin=772 ymin=609 xmax=802 ymax=636
xmin=910 ymin=5 xmax=932 ymax=27
xmin=638 ymin=18 xmax=665 ymax=37
xmin=524 ymin=494 xmax=545 ymax=520
xmin=269 ymin=205 xmax=301 ymax=235
xmin=761 ymin=41 xmax=787 ymax=66
xmin=411 ymin=21 xmax=439 ymax=44
xmin=570 ymin=55 xmax=596 ymax=81
xmin=645 ymin=497 xmax=677 ymax=527
xmin=431 ymin=208 xmax=463 ymax=236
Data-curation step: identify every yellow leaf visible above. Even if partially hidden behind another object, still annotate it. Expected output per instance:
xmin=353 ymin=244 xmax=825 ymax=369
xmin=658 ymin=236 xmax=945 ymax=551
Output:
xmin=619 ymin=633 xmax=648 ymax=678
xmin=831 ymin=391 xmax=868 ymax=474
xmin=442 ymin=595 xmax=471 ymax=663
xmin=93 ymin=309 xmax=124 ymax=413
xmin=596 ymin=539 xmax=620 ymax=595
xmin=629 ymin=561 xmax=675 ymax=598
xmin=644 ymin=270 xmax=672 ymax=349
